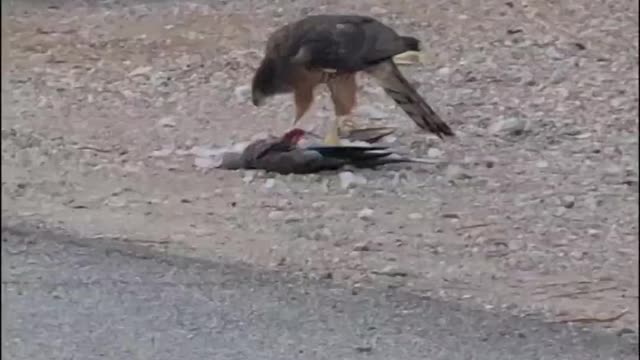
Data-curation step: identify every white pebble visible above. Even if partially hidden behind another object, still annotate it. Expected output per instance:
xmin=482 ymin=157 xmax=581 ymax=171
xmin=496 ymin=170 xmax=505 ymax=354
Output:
xmin=194 ymin=156 xmax=217 ymax=169
xmin=158 ymin=116 xmax=176 ymax=128
xmin=358 ymin=207 xmax=374 ymax=221
xmin=488 ymin=117 xmax=527 ymax=135
xmin=149 ymin=146 xmax=174 ymax=158
xmin=427 ymin=148 xmax=443 ymax=158
xmin=234 ymin=85 xmax=252 ymax=103
xmin=242 ymin=171 xmax=256 ymax=183
xmin=128 ymin=66 xmax=153 ymax=77
xmin=268 ymin=211 xmax=285 ymax=220
xmin=339 ymin=171 xmax=367 ymax=189
xmin=437 ymin=67 xmax=452 ymax=76
xmin=285 ymin=213 xmax=303 ymax=223
xmin=408 ymin=212 xmax=424 ymax=220
xmin=311 ymin=201 xmax=328 ymax=209
xmin=535 ymin=160 xmax=549 ymax=168
xmin=264 ymin=179 xmax=276 ymax=189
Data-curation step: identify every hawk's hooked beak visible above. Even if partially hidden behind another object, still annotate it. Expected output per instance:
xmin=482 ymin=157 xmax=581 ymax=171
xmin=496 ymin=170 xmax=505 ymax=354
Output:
xmin=252 ymin=90 xmax=266 ymax=107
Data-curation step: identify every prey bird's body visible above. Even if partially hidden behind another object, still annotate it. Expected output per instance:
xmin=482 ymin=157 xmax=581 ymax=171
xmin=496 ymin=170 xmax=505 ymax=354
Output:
xmin=251 ymin=14 xmax=454 ymax=145
xmin=217 ymin=129 xmax=437 ymax=174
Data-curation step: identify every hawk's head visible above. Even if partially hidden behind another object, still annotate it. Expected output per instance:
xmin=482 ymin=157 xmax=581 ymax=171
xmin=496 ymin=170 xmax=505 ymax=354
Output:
xmin=251 ymin=57 xmax=291 ymax=107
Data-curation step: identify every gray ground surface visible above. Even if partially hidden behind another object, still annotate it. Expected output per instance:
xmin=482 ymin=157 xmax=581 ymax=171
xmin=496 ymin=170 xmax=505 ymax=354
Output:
xmin=2 ymin=224 xmax=638 ymax=360
xmin=1 ymin=0 xmax=638 ymax=337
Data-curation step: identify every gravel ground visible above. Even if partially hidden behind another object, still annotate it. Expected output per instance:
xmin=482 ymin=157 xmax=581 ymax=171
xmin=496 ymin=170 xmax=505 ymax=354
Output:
xmin=2 ymin=0 xmax=638 ymax=334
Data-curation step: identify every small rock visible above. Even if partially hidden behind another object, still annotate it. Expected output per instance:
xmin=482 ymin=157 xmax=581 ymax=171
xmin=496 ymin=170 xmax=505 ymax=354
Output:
xmin=390 ymin=172 xmax=402 ymax=187
xmin=234 ymin=85 xmax=251 ymax=103
xmin=585 ymin=196 xmax=602 ymax=210
xmin=616 ymin=328 xmax=636 ymax=337
xmin=311 ymin=201 xmax=328 ymax=209
xmin=242 ymin=171 xmax=256 ymax=183
xmin=561 ymin=195 xmax=575 ymax=209
xmin=609 ymin=97 xmax=625 ymax=108
xmin=150 ymin=146 xmax=174 ymax=158
xmin=128 ymin=66 xmax=153 ymax=77
xmin=284 ymin=213 xmax=303 ymax=223
xmin=268 ymin=211 xmax=285 ymax=220
xmin=264 ymin=178 xmax=276 ymax=189
xmin=311 ymin=227 xmax=332 ymax=241
xmin=569 ymin=250 xmax=584 ymax=260
xmin=353 ymin=242 xmax=371 ymax=251
xmin=545 ymin=46 xmax=565 ymax=60
xmin=384 ymin=135 xmax=398 ymax=144
xmin=194 ymin=156 xmax=217 ymax=169
xmin=587 ymin=228 xmax=600 ymax=236
xmin=158 ymin=116 xmax=176 ymax=128
xmin=446 ymin=165 xmax=472 ymax=180
xmin=535 ymin=160 xmax=549 ymax=168
xmin=483 ymin=157 xmax=498 ymax=168
xmin=370 ymin=6 xmax=387 ymax=15
xmin=356 ymin=105 xmax=387 ymax=120
xmin=554 ymin=206 xmax=567 ymax=217
xmin=437 ymin=67 xmax=452 ymax=76
xmin=604 ymin=165 xmax=623 ymax=176
xmin=408 ymin=212 xmax=423 ymax=220
xmin=427 ymin=148 xmax=443 ymax=158
xmin=357 ymin=207 xmax=374 ymax=221
xmin=373 ymin=265 xmax=408 ymax=277
xmin=324 ymin=208 xmax=343 ymax=218
xmin=276 ymin=199 xmax=291 ymax=208
xmin=355 ymin=345 xmax=373 ymax=353
xmin=488 ymin=117 xmax=527 ymax=136
xmin=339 ymin=171 xmax=367 ymax=189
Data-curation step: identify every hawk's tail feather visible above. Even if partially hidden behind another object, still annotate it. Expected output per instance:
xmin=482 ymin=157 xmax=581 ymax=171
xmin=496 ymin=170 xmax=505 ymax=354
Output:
xmin=400 ymin=36 xmax=421 ymax=52
xmin=370 ymin=61 xmax=454 ymax=138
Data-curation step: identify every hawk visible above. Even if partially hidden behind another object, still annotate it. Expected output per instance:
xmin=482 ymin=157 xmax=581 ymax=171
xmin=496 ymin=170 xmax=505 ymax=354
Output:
xmin=251 ymin=14 xmax=454 ymax=145
xmin=216 ymin=128 xmax=436 ymax=174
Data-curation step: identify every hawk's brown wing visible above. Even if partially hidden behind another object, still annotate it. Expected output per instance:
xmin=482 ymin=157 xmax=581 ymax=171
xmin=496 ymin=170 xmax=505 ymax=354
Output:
xmin=275 ymin=15 xmax=417 ymax=72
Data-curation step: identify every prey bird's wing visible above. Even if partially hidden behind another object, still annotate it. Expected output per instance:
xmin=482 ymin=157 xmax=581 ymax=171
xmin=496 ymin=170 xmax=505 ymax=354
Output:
xmin=257 ymin=149 xmax=348 ymax=174
xmin=240 ymin=136 xmax=293 ymax=168
xmin=305 ymin=145 xmax=393 ymax=161
xmin=238 ymin=136 xmax=349 ymax=174
xmin=222 ymin=136 xmax=441 ymax=173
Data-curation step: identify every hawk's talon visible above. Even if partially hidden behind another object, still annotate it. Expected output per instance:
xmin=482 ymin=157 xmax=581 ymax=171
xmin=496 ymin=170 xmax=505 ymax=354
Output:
xmin=337 ymin=116 xmax=361 ymax=138
xmin=324 ymin=132 xmax=341 ymax=146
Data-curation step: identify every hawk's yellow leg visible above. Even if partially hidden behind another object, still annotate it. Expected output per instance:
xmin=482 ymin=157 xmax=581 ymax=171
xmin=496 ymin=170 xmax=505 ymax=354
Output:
xmin=324 ymin=116 xmax=342 ymax=146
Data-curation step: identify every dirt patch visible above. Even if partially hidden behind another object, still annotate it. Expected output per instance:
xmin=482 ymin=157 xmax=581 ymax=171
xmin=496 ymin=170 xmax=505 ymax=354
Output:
xmin=2 ymin=0 xmax=638 ymax=335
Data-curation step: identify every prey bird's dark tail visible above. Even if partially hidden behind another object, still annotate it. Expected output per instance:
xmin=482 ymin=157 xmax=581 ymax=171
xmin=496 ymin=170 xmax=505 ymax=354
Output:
xmin=367 ymin=61 xmax=454 ymax=139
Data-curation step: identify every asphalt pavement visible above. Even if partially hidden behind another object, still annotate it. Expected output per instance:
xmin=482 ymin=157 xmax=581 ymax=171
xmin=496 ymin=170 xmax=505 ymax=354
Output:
xmin=2 ymin=224 xmax=637 ymax=360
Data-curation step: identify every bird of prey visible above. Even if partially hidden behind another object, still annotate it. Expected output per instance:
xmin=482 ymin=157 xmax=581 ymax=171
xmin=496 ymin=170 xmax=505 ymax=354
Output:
xmin=216 ymin=128 xmax=437 ymax=174
xmin=251 ymin=14 xmax=454 ymax=146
